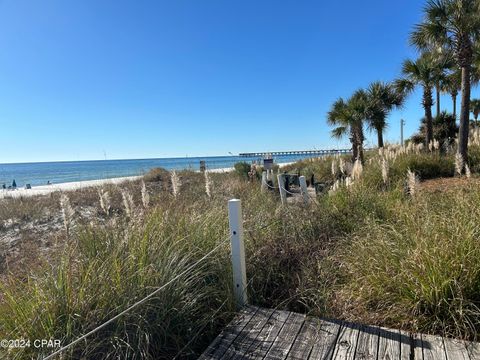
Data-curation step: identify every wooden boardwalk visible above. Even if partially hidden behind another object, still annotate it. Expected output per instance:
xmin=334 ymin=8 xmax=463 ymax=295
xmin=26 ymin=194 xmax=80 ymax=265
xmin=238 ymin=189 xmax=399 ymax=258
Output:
xmin=200 ymin=306 xmax=480 ymax=359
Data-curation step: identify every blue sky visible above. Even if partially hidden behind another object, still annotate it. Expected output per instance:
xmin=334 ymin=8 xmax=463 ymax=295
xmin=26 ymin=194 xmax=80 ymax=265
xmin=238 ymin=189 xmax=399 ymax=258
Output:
xmin=0 ymin=0 xmax=478 ymax=163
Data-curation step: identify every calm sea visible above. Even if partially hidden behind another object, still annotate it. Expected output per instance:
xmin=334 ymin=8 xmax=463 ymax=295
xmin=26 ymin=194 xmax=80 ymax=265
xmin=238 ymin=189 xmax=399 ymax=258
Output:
xmin=0 ymin=153 xmax=325 ymax=188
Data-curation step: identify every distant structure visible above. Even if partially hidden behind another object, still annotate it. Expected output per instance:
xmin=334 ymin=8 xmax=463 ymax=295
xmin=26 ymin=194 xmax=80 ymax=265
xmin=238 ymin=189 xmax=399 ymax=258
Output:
xmin=239 ymin=148 xmax=353 ymax=157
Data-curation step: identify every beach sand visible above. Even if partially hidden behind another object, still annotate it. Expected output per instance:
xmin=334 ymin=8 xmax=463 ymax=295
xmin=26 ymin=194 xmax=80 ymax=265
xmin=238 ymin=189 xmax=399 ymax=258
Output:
xmin=0 ymin=176 xmax=143 ymax=199
xmin=0 ymin=163 xmax=294 ymax=199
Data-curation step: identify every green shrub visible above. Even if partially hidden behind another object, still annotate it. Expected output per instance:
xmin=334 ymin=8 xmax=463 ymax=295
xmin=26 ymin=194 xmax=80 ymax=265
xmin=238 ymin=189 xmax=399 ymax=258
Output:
xmin=143 ymin=167 xmax=170 ymax=183
xmin=234 ymin=162 xmax=251 ymax=179
xmin=282 ymin=156 xmax=339 ymax=183
xmin=409 ymin=112 xmax=458 ymax=146
xmin=361 ymin=152 xmax=455 ymax=191
xmin=468 ymin=145 xmax=480 ymax=173
xmin=394 ymin=153 xmax=455 ymax=180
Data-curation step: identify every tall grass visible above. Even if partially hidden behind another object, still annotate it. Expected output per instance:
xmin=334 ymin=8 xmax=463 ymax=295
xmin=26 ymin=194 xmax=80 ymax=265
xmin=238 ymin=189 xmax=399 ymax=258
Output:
xmin=2 ymin=150 xmax=480 ymax=359
xmin=0 ymin=199 xmax=234 ymax=359
xmin=338 ymin=188 xmax=480 ymax=339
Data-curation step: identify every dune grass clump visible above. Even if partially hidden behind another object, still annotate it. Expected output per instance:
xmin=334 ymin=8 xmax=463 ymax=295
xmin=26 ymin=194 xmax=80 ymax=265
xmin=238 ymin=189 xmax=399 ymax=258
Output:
xmin=204 ymin=171 xmax=212 ymax=197
xmin=98 ymin=189 xmax=112 ymax=216
xmin=59 ymin=193 xmax=75 ymax=237
xmin=338 ymin=188 xmax=480 ymax=339
xmin=170 ymin=170 xmax=181 ymax=197
xmin=140 ymin=181 xmax=150 ymax=208
xmin=0 ymin=201 xmax=234 ymax=359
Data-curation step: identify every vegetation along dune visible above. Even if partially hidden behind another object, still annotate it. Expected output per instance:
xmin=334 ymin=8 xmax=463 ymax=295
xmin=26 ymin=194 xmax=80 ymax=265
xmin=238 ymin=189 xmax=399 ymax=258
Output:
xmin=3 ymin=0 xmax=480 ymax=359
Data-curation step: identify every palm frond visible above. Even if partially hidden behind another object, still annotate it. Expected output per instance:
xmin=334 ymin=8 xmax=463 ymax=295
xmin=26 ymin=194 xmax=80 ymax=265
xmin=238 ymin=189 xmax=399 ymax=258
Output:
xmin=331 ymin=126 xmax=348 ymax=139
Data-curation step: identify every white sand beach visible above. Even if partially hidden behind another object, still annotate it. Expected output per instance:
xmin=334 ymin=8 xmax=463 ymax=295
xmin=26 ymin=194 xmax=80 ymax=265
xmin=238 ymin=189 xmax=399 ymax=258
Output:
xmin=0 ymin=168 xmax=234 ymax=199
xmin=0 ymin=176 xmax=143 ymax=199
xmin=0 ymin=163 xmax=295 ymax=200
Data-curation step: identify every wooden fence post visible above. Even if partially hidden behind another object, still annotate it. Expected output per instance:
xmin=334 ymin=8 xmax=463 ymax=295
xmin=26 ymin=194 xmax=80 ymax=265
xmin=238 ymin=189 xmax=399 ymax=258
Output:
xmin=277 ymin=174 xmax=287 ymax=205
xmin=299 ymin=176 xmax=309 ymax=204
xmin=267 ymin=169 xmax=272 ymax=181
xmin=261 ymin=171 xmax=267 ymax=192
xmin=228 ymin=199 xmax=248 ymax=309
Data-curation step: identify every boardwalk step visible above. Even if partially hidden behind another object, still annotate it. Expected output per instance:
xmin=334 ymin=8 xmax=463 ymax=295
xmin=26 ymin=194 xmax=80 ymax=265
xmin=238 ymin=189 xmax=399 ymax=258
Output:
xmin=200 ymin=307 xmax=478 ymax=360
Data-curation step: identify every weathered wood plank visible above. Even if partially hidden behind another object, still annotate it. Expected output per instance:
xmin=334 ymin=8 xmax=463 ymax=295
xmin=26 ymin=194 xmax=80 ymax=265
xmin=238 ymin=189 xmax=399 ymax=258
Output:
xmin=377 ymin=327 xmax=400 ymax=359
xmin=331 ymin=321 xmax=359 ymax=360
xmin=240 ymin=309 xmax=290 ymax=359
xmin=465 ymin=341 xmax=480 ymax=359
xmin=420 ymin=334 xmax=448 ymax=360
xmin=285 ymin=318 xmax=321 ymax=360
xmin=223 ymin=307 xmax=276 ymax=359
xmin=412 ymin=333 xmax=424 ymax=360
xmin=400 ymin=330 xmax=412 ymax=359
xmin=444 ymin=338 xmax=470 ymax=360
xmin=354 ymin=324 xmax=379 ymax=360
xmin=307 ymin=319 xmax=341 ymax=360
xmin=199 ymin=306 xmax=259 ymax=359
xmin=262 ymin=312 xmax=306 ymax=360
xmin=202 ymin=307 xmax=480 ymax=360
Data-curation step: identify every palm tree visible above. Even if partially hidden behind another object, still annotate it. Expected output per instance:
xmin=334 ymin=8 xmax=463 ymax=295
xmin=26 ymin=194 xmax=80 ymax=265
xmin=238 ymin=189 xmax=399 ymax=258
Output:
xmin=365 ymin=81 xmax=404 ymax=148
xmin=441 ymin=69 xmax=461 ymax=117
xmin=410 ymin=0 xmax=480 ymax=165
xmin=395 ymin=53 xmax=437 ymax=146
xmin=431 ymin=49 xmax=454 ymax=116
xmin=471 ymin=98 xmax=480 ymax=126
xmin=327 ymin=90 xmax=368 ymax=162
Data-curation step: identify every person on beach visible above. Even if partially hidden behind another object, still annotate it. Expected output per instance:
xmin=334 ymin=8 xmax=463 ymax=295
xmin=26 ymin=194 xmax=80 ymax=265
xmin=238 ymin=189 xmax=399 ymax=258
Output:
xmin=12 ymin=180 xmax=16 ymax=189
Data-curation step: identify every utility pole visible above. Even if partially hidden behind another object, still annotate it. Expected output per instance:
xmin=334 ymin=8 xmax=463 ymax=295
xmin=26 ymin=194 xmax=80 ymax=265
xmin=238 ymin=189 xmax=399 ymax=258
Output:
xmin=400 ymin=119 xmax=405 ymax=146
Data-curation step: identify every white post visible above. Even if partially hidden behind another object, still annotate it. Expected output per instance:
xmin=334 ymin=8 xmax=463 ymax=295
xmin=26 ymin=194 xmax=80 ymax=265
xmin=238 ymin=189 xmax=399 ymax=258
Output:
xmin=277 ymin=174 xmax=287 ymax=205
xmin=299 ymin=176 xmax=309 ymax=204
xmin=261 ymin=171 xmax=267 ymax=192
xmin=228 ymin=199 xmax=248 ymax=309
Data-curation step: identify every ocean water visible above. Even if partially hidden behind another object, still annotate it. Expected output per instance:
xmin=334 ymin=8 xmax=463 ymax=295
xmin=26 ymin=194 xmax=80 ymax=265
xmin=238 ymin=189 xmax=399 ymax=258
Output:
xmin=0 ymin=153 xmax=328 ymax=188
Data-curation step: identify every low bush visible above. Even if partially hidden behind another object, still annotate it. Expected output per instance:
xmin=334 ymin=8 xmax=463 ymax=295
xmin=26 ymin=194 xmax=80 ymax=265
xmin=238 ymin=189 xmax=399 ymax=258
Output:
xmin=143 ymin=167 xmax=170 ymax=183
xmin=233 ymin=162 xmax=251 ymax=179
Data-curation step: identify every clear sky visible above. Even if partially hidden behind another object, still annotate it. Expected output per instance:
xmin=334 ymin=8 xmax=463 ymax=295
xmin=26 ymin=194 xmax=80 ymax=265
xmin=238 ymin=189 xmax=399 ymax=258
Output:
xmin=0 ymin=0 xmax=478 ymax=163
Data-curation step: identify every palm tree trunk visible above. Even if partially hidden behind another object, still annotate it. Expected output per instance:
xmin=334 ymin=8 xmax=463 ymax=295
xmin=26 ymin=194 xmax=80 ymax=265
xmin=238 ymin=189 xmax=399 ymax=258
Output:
xmin=436 ymin=85 xmax=440 ymax=118
xmin=452 ymin=93 xmax=457 ymax=118
xmin=376 ymin=128 xmax=384 ymax=148
xmin=350 ymin=128 xmax=358 ymax=163
xmin=355 ymin=123 xmax=364 ymax=163
xmin=458 ymin=64 xmax=471 ymax=163
xmin=423 ymin=87 xmax=434 ymax=146
xmin=350 ymin=123 xmax=364 ymax=163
